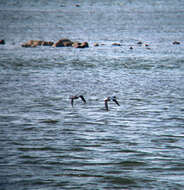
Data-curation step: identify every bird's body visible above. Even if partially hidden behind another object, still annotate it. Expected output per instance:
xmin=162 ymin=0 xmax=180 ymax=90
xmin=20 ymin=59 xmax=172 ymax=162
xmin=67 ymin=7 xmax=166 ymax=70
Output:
xmin=70 ymin=95 xmax=86 ymax=107
xmin=104 ymin=96 xmax=120 ymax=111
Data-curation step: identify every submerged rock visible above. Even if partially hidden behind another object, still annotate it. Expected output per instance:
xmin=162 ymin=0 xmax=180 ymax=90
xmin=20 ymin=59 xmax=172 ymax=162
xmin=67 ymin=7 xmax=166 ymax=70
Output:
xmin=0 ymin=39 xmax=5 ymax=45
xmin=94 ymin=43 xmax=99 ymax=47
xmin=173 ymin=41 xmax=180 ymax=45
xmin=137 ymin=41 xmax=143 ymax=45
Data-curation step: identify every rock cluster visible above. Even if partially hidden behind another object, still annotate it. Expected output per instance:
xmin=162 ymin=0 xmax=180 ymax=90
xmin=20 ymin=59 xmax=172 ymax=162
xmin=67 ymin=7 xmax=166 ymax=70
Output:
xmin=72 ymin=41 xmax=89 ymax=48
xmin=53 ymin=39 xmax=89 ymax=48
xmin=52 ymin=39 xmax=73 ymax=47
xmin=21 ymin=38 xmax=89 ymax=48
xmin=21 ymin=40 xmax=54 ymax=47
xmin=13 ymin=38 xmax=184 ymax=49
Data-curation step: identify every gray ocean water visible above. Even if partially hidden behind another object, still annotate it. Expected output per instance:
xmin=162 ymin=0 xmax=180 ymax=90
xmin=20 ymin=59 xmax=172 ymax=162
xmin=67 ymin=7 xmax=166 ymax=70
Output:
xmin=0 ymin=0 xmax=184 ymax=189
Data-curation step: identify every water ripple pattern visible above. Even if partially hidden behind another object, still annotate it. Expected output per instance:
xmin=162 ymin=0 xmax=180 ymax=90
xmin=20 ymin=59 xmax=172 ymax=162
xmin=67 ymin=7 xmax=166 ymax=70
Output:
xmin=0 ymin=0 xmax=184 ymax=189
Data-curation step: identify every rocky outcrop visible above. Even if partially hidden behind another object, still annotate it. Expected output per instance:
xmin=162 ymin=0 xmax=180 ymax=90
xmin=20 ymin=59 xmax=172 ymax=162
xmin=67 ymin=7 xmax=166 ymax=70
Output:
xmin=0 ymin=39 xmax=5 ymax=45
xmin=53 ymin=39 xmax=89 ymax=48
xmin=72 ymin=42 xmax=89 ymax=48
xmin=21 ymin=38 xmax=89 ymax=48
xmin=41 ymin=41 xmax=54 ymax=46
xmin=52 ymin=38 xmax=73 ymax=47
xmin=112 ymin=42 xmax=121 ymax=46
xmin=21 ymin=40 xmax=54 ymax=47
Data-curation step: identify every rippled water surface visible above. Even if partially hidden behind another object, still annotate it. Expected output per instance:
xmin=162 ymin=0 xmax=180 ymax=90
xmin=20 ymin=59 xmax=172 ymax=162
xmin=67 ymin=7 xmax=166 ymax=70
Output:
xmin=0 ymin=0 xmax=184 ymax=189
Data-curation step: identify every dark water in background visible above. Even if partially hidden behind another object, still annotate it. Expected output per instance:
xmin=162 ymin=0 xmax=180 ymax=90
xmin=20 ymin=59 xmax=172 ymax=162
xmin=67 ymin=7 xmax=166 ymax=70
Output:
xmin=0 ymin=0 xmax=184 ymax=189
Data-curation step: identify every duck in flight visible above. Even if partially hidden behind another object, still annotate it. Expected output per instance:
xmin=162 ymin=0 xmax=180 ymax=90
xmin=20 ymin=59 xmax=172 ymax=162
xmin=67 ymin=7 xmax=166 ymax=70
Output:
xmin=70 ymin=95 xmax=86 ymax=107
xmin=104 ymin=96 xmax=120 ymax=111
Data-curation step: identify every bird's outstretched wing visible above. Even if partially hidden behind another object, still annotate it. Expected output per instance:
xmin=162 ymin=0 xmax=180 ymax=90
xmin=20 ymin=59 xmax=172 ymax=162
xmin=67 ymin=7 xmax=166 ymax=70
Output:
xmin=113 ymin=99 xmax=120 ymax=106
xmin=112 ymin=96 xmax=120 ymax=106
xmin=79 ymin=95 xmax=86 ymax=104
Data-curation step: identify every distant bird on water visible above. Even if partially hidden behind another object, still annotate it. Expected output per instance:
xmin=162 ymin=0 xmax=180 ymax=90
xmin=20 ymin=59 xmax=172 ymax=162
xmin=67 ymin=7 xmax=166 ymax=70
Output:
xmin=104 ymin=96 xmax=120 ymax=111
xmin=70 ymin=95 xmax=86 ymax=107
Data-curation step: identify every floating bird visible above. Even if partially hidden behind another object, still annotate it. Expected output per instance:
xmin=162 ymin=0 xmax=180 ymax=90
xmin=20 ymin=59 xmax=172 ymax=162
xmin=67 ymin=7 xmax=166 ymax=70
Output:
xmin=70 ymin=95 xmax=86 ymax=107
xmin=104 ymin=96 xmax=120 ymax=111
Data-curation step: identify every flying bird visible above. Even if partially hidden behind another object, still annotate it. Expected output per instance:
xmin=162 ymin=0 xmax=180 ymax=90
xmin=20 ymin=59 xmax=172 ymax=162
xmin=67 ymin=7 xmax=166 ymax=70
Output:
xmin=104 ymin=96 xmax=120 ymax=111
xmin=70 ymin=95 xmax=86 ymax=107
